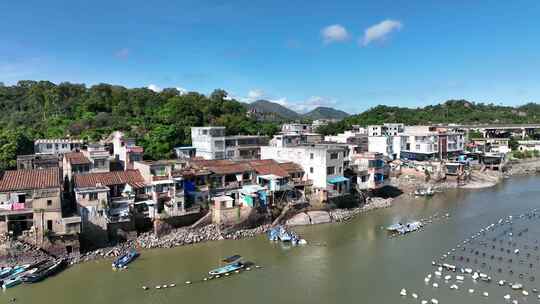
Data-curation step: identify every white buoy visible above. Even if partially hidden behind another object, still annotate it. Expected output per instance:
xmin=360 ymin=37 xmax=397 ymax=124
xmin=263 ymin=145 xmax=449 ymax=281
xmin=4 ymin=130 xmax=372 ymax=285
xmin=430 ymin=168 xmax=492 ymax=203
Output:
xmin=155 ymin=286 xmax=161 ymax=289
xmin=162 ymin=285 xmax=168 ymax=288
xmin=499 ymin=280 xmax=506 ymax=286
xmin=483 ymin=292 xmax=489 ymax=297
xmin=504 ymin=294 xmax=511 ymax=300
xmin=400 ymin=288 xmax=407 ymax=296
xmin=424 ymin=277 xmax=431 ymax=283
xmin=432 ymin=283 xmax=439 ymax=288
xmin=431 ymin=299 xmax=439 ymax=304
xmin=444 ymin=275 xmax=452 ymax=280
xmin=185 ymin=281 xmax=191 ymax=285
xmin=468 ymin=289 xmax=474 ymax=294
xmin=412 ymin=293 xmax=418 ymax=299
xmin=421 ymin=301 xmax=427 ymax=304
xmin=456 ymin=275 xmax=464 ymax=281
xmin=435 ymin=271 xmax=442 ymax=276
xmin=142 ymin=286 xmax=148 ymax=290
xmin=450 ymin=284 xmax=459 ymax=290
xmin=512 ymin=300 xmax=518 ymax=304
xmin=170 ymin=283 xmax=176 ymax=287
xmin=523 ymin=290 xmax=529 ymax=296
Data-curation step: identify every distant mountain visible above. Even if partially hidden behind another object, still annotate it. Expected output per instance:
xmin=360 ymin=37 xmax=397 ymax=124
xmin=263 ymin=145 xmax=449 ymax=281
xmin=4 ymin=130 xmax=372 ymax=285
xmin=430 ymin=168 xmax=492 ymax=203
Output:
xmin=247 ymin=100 xmax=348 ymax=121
xmin=303 ymin=106 xmax=349 ymax=120
xmin=248 ymin=100 xmax=301 ymax=120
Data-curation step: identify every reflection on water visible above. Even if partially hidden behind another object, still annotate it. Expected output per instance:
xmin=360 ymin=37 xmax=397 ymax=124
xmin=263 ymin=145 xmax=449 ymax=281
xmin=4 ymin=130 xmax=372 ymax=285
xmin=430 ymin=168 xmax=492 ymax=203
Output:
xmin=6 ymin=176 xmax=540 ymax=304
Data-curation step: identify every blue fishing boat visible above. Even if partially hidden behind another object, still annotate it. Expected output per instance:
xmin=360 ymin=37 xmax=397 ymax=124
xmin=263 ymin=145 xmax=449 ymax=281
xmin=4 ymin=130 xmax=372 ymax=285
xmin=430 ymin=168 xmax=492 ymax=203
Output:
xmin=267 ymin=225 xmax=306 ymax=245
xmin=22 ymin=259 xmax=67 ymax=283
xmin=208 ymin=255 xmax=245 ymax=276
xmin=0 ymin=267 xmax=13 ymax=279
xmin=2 ymin=277 xmax=22 ymax=289
xmin=112 ymin=249 xmax=139 ymax=269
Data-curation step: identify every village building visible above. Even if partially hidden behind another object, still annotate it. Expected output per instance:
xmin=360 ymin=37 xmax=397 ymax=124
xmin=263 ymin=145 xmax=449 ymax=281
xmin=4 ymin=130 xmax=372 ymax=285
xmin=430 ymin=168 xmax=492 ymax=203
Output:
xmin=34 ymin=139 xmax=83 ymax=155
xmin=399 ymin=126 xmax=465 ymax=161
xmin=468 ymin=138 xmax=511 ymax=154
xmin=260 ymin=144 xmax=350 ymax=203
xmin=190 ymin=127 xmax=269 ymax=160
xmin=105 ymin=131 xmax=144 ymax=170
xmin=281 ymin=123 xmax=313 ymax=134
xmin=517 ymin=140 xmax=540 ymax=152
xmin=16 ymin=154 xmax=60 ymax=170
xmin=0 ymin=168 xmax=81 ymax=255
xmin=351 ymin=152 xmax=387 ymax=191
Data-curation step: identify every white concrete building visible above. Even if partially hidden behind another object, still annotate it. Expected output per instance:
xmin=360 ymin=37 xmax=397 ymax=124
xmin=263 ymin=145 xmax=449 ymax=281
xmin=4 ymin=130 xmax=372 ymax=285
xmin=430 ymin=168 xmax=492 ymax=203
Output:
xmin=108 ymin=131 xmax=144 ymax=170
xmin=270 ymin=133 xmax=323 ymax=148
xmin=281 ymin=123 xmax=313 ymax=134
xmin=400 ymin=126 xmax=465 ymax=160
xmin=517 ymin=140 xmax=540 ymax=152
xmin=34 ymin=139 xmax=82 ymax=155
xmin=367 ymin=123 xmax=404 ymax=137
xmin=260 ymin=144 xmax=349 ymax=196
xmin=368 ymin=136 xmax=392 ymax=157
xmin=191 ymin=127 xmax=268 ymax=160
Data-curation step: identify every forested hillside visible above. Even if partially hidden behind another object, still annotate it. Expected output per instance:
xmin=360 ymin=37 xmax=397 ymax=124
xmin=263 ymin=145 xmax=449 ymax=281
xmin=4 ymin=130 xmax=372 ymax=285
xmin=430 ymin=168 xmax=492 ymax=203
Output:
xmin=0 ymin=81 xmax=279 ymax=169
xmin=316 ymin=100 xmax=540 ymax=135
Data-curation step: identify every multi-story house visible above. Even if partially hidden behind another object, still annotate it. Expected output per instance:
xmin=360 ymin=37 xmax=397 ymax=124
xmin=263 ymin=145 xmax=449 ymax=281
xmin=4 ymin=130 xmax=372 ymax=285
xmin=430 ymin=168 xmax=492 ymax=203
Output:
xmin=281 ymin=123 xmax=313 ymax=134
xmin=108 ymin=131 xmax=144 ymax=170
xmin=400 ymin=126 xmax=465 ymax=161
xmin=0 ymin=168 xmax=81 ymax=254
xmin=270 ymin=133 xmax=323 ymax=148
xmin=34 ymin=139 xmax=82 ymax=155
xmin=260 ymin=144 xmax=350 ymax=200
xmin=351 ymin=152 xmax=386 ymax=191
xmin=367 ymin=123 xmax=404 ymax=137
xmin=191 ymin=127 xmax=268 ymax=160
xmin=17 ymin=154 xmax=59 ymax=170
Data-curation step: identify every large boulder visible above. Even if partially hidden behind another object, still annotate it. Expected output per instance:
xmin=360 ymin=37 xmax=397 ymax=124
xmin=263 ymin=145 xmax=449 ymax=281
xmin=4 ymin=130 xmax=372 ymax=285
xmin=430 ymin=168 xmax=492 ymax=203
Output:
xmin=307 ymin=211 xmax=331 ymax=225
xmin=286 ymin=212 xmax=311 ymax=226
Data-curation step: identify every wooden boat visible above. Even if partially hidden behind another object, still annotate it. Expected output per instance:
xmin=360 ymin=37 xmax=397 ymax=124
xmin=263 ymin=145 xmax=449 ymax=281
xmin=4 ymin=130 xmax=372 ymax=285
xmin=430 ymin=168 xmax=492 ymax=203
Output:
xmin=112 ymin=250 xmax=139 ymax=269
xmin=209 ymin=255 xmax=245 ymax=276
xmin=2 ymin=275 xmax=24 ymax=289
xmin=414 ymin=187 xmax=434 ymax=197
xmin=0 ymin=267 xmax=13 ymax=279
xmin=22 ymin=259 xmax=66 ymax=283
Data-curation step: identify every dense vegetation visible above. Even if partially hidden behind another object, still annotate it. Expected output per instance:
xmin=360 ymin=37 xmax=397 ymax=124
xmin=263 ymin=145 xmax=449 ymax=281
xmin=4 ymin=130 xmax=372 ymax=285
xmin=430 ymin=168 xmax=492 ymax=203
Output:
xmin=0 ymin=81 xmax=279 ymax=170
xmin=317 ymin=100 xmax=540 ymax=135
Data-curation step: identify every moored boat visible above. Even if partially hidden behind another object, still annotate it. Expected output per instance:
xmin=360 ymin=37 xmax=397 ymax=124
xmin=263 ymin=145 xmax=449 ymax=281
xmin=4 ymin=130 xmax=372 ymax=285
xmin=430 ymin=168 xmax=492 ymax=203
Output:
xmin=112 ymin=249 xmax=139 ymax=269
xmin=2 ymin=277 xmax=22 ymax=289
xmin=22 ymin=259 xmax=66 ymax=283
xmin=209 ymin=255 xmax=245 ymax=276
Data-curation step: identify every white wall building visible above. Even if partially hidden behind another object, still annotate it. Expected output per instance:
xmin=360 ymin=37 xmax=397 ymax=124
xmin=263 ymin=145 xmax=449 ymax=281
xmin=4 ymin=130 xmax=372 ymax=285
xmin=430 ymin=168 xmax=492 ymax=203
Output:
xmin=367 ymin=123 xmax=404 ymax=137
xmin=260 ymin=144 xmax=349 ymax=194
xmin=34 ymin=139 xmax=82 ymax=155
xmin=281 ymin=123 xmax=313 ymax=134
xmin=191 ymin=127 xmax=268 ymax=160
xmin=400 ymin=126 xmax=465 ymax=161
xmin=517 ymin=140 xmax=540 ymax=152
xmin=368 ymin=136 xmax=392 ymax=157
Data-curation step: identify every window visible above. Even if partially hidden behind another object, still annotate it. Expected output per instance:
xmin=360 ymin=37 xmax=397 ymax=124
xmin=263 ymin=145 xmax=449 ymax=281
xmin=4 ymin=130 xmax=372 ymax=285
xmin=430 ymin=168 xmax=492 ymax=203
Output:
xmin=47 ymin=220 xmax=53 ymax=231
xmin=416 ymin=144 xmax=421 ymax=150
xmin=46 ymin=144 xmax=53 ymax=149
xmin=89 ymin=193 xmax=98 ymax=200
xmin=310 ymin=153 xmax=314 ymax=159
xmin=327 ymin=166 xmax=335 ymax=175
xmin=330 ymin=152 xmax=338 ymax=159
xmin=47 ymin=200 xmax=52 ymax=206
xmin=310 ymin=167 xmax=314 ymax=174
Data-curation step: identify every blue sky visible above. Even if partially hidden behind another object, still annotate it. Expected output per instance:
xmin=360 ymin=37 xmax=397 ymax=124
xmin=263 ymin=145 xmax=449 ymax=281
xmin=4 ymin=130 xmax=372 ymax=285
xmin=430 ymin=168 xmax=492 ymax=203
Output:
xmin=1 ymin=0 xmax=540 ymax=114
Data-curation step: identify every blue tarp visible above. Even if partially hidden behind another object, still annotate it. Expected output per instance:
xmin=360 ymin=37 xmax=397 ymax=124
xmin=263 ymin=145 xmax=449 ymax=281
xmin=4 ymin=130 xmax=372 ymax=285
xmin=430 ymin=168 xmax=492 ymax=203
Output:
xmin=328 ymin=176 xmax=349 ymax=184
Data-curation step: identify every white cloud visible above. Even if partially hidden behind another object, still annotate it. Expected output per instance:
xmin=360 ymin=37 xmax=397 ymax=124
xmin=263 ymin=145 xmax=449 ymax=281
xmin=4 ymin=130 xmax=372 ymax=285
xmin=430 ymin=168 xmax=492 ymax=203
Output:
xmin=291 ymin=96 xmax=338 ymax=113
xmin=247 ymin=89 xmax=264 ymax=101
xmin=114 ymin=48 xmax=130 ymax=59
xmin=361 ymin=19 xmax=403 ymax=46
xmin=321 ymin=24 xmax=350 ymax=43
xmin=147 ymin=84 xmax=162 ymax=92
xmin=176 ymin=87 xmax=187 ymax=95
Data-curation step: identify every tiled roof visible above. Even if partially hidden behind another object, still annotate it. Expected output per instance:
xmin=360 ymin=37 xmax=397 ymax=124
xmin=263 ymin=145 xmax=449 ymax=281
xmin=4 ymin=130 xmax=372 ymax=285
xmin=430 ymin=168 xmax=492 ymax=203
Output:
xmin=206 ymin=163 xmax=253 ymax=175
xmin=278 ymin=162 xmax=304 ymax=173
xmin=0 ymin=168 xmax=60 ymax=192
xmin=248 ymin=160 xmax=289 ymax=177
xmin=64 ymin=152 xmax=90 ymax=165
xmin=74 ymin=170 xmax=147 ymax=189
xmin=190 ymin=159 xmax=235 ymax=167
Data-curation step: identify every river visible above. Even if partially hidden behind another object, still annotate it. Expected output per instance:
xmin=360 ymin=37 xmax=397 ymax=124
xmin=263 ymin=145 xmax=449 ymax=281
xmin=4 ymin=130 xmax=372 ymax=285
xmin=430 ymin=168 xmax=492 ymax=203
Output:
xmin=5 ymin=175 xmax=540 ymax=304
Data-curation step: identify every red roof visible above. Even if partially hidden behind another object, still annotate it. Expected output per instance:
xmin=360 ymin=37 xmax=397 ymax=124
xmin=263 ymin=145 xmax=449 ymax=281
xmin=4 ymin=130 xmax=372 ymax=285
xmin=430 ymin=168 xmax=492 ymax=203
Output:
xmin=248 ymin=160 xmax=289 ymax=177
xmin=277 ymin=162 xmax=304 ymax=174
xmin=0 ymin=168 xmax=60 ymax=192
xmin=127 ymin=146 xmax=144 ymax=153
xmin=64 ymin=152 xmax=90 ymax=165
xmin=206 ymin=163 xmax=253 ymax=175
xmin=74 ymin=170 xmax=147 ymax=189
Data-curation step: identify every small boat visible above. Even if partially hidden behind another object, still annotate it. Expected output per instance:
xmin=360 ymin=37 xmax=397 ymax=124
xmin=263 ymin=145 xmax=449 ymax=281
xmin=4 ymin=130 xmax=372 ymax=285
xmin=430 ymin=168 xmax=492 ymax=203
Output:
xmin=0 ymin=267 xmax=13 ymax=279
xmin=112 ymin=250 xmax=139 ymax=269
xmin=209 ymin=255 xmax=245 ymax=276
xmin=415 ymin=187 xmax=434 ymax=197
xmin=22 ymin=259 xmax=66 ymax=283
xmin=386 ymin=221 xmax=423 ymax=235
xmin=2 ymin=277 xmax=22 ymax=289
